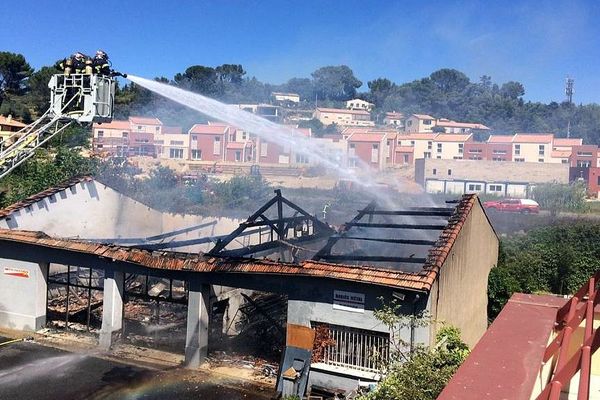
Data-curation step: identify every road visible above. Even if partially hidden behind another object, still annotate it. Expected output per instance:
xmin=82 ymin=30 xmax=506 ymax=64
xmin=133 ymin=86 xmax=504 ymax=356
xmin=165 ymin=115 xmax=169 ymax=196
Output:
xmin=0 ymin=336 xmax=273 ymax=400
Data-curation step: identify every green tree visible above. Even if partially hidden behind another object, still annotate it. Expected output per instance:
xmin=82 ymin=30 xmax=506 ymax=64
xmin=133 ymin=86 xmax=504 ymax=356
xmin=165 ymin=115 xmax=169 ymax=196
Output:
xmin=532 ymin=182 xmax=588 ymax=216
xmin=0 ymin=52 xmax=33 ymax=104
xmin=311 ymin=65 xmax=362 ymax=101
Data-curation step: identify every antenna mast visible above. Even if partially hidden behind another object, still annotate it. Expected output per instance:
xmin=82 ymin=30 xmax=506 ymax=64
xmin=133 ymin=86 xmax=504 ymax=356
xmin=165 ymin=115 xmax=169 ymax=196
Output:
xmin=565 ymin=77 xmax=574 ymax=138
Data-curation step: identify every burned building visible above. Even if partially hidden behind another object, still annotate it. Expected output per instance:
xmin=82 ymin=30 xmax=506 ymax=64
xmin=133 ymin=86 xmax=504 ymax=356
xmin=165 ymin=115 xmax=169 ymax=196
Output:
xmin=0 ymin=177 xmax=498 ymax=395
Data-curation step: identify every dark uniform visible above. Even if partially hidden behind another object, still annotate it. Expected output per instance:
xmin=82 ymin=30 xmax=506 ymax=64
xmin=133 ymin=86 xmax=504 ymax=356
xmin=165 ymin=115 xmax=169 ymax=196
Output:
xmin=92 ymin=50 xmax=111 ymax=75
xmin=59 ymin=52 xmax=86 ymax=76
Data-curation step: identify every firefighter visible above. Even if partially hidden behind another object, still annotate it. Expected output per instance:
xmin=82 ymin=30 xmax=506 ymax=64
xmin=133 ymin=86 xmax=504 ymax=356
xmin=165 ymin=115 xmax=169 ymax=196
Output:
xmin=322 ymin=201 xmax=332 ymax=221
xmin=92 ymin=50 xmax=111 ymax=75
xmin=59 ymin=52 xmax=86 ymax=76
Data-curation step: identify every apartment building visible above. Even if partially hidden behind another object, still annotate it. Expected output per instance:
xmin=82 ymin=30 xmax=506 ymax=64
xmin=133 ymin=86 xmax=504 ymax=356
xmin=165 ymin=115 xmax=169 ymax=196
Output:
xmin=397 ymin=133 xmax=437 ymax=159
xmin=238 ymin=103 xmax=281 ymax=122
xmin=188 ymin=124 xmax=229 ymax=162
xmin=345 ymin=98 xmax=374 ymax=111
xmin=155 ymin=126 xmax=188 ymax=160
xmin=433 ymin=134 xmax=472 ymax=159
xmin=511 ymin=133 xmax=554 ymax=163
xmin=404 ymin=114 xmax=489 ymax=134
xmin=435 ymin=119 xmax=490 ymax=134
xmin=314 ymin=107 xmax=374 ymax=127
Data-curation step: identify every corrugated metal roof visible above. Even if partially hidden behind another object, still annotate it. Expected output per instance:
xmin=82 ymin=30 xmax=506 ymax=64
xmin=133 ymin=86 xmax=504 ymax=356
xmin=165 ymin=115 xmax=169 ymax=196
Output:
xmin=0 ymin=176 xmax=94 ymax=219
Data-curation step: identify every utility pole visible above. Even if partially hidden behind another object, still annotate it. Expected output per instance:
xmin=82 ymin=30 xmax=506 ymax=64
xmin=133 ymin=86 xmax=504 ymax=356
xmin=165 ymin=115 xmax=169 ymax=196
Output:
xmin=565 ymin=77 xmax=574 ymax=138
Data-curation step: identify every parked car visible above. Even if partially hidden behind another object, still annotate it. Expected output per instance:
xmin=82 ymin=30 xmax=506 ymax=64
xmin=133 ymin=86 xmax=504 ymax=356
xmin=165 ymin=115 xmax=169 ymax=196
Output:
xmin=483 ymin=198 xmax=540 ymax=214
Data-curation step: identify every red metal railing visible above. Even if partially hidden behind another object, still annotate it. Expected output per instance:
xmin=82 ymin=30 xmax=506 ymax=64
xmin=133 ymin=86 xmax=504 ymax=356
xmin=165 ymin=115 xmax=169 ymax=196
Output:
xmin=536 ymin=270 xmax=600 ymax=400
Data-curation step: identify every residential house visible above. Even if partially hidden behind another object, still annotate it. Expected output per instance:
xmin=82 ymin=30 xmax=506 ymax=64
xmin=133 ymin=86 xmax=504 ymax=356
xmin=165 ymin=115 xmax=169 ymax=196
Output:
xmin=256 ymin=126 xmax=312 ymax=165
xmin=464 ymin=136 xmax=513 ymax=162
xmin=314 ymin=108 xmax=374 ymax=127
xmin=238 ymin=103 xmax=281 ymax=122
xmin=383 ymin=112 xmax=404 ymax=127
xmin=271 ymin=92 xmax=300 ymax=104
xmin=345 ymin=98 xmax=374 ymax=112
xmin=434 ymin=119 xmax=490 ymax=134
xmin=433 ymin=134 xmax=472 ymax=160
xmin=512 ymin=133 xmax=554 ymax=163
xmin=570 ymin=144 xmax=599 ymax=168
xmin=404 ymin=114 xmax=436 ymax=133
xmin=347 ymin=132 xmax=388 ymax=170
xmin=92 ymin=119 xmax=131 ymax=156
xmin=155 ymin=126 xmax=188 ymax=160
xmin=0 ymin=115 xmax=27 ymax=141
xmin=188 ymin=124 xmax=229 ymax=162
xmin=397 ymin=133 xmax=437 ymax=159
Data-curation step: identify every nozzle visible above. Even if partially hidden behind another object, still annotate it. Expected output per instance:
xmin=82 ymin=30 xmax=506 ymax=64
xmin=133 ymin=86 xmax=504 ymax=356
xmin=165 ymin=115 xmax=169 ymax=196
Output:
xmin=110 ymin=70 xmax=127 ymax=78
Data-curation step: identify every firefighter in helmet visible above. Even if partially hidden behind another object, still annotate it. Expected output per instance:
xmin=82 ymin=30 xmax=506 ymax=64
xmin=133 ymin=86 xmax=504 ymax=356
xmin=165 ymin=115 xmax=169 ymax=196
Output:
xmin=59 ymin=52 xmax=87 ymax=76
xmin=93 ymin=50 xmax=111 ymax=75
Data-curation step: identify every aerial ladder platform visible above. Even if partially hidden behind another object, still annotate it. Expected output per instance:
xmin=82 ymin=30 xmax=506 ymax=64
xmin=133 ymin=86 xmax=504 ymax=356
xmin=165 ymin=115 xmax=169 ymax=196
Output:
xmin=0 ymin=73 xmax=117 ymax=179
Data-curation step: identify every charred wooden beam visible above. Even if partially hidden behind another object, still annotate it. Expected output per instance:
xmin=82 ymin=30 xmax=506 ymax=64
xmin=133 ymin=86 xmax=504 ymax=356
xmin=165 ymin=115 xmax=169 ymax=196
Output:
xmin=359 ymin=210 xmax=453 ymax=217
xmin=339 ymin=236 xmax=437 ymax=246
xmin=320 ymin=255 xmax=428 ymax=264
xmin=345 ymin=222 xmax=447 ymax=230
xmin=243 ymin=216 xmax=313 ymax=228
xmin=218 ymin=233 xmax=328 ymax=258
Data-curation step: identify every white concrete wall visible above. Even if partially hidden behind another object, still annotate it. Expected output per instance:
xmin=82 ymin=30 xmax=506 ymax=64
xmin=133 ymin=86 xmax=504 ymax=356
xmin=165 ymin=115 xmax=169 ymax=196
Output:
xmin=0 ymin=260 xmax=46 ymax=331
xmin=0 ymin=180 xmax=164 ymax=239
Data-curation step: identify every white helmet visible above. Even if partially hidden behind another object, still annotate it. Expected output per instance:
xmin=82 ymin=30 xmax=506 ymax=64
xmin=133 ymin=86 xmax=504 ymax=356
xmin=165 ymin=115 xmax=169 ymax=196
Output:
xmin=96 ymin=50 xmax=108 ymax=59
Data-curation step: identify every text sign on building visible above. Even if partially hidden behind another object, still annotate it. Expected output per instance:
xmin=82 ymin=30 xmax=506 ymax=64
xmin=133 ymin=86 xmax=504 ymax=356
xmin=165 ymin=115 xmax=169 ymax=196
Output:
xmin=333 ymin=290 xmax=365 ymax=313
xmin=4 ymin=267 xmax=30 ymax=278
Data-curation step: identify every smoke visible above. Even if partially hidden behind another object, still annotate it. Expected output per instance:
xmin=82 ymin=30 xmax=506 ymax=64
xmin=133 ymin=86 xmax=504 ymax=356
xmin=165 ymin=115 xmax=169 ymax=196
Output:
xmin=126 ymin=74 xmax=436 ymax=210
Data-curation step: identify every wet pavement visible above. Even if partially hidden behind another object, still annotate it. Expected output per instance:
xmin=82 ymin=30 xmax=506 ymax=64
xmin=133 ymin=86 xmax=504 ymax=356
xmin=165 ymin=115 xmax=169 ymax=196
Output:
xmin=0 ymin=336 xmax=273 ymax=400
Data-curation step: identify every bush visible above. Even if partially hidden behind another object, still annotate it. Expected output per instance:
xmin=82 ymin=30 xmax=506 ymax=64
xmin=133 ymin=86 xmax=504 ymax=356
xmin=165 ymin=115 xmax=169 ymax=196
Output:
xmin=532 ymin=182 xmax=588 ymax=216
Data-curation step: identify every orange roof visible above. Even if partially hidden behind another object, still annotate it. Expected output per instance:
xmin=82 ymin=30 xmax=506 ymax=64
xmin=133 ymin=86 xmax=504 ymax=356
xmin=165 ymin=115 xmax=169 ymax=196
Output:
xmin=553 ymin=138 xmax=582 ymax=147
xmin=513 ymin=133 xmax=554 ymax=143
xmin=399 ymin=133 xmax=437 ymax=140
xmin=395 ymin=146 xmax=415 ymax=153
xmin=129 ymin=116 xmax=162 ymax=125
xmin=348 ymin=133 xmax=386 ymax=142
xmin=0 ymin=115 xmax=27 ymax=128
xmin=411 ymin=114 xmax=434 ymax=120
xmin=551 ymin=150 xmax=571 ymax=158
xmin=434 ymin=134 xmax=472 ymax=142
xmin=0 ymin=176 xmax=93 ymax=218
xmin=189 ymin=124 xmax=229 ymax=134
xmin=487 ymin=135 xmax=514 ymax=143
xmin=93 ymin=120 xmax=130 ymax=130
xmin=436 ymin=120 xmax=490 ymax=130
xmin=316 ymin=107 xmax=370 ymax=116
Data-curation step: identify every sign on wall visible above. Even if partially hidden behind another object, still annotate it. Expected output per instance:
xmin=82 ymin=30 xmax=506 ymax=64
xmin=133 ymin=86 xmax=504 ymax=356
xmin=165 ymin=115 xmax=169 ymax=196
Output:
xmin=3 ymin=267 xmax=30 ymax=278
xmin=333 ymin=290 xmax=365 ymax=313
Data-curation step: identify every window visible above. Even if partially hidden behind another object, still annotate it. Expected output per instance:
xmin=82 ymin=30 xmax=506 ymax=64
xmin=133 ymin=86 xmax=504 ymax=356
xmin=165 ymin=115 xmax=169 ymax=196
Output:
xmin=427 ymin=141 xmax=432 ymax=150
xmin=170 ymin=140 xmax=184 ymax=145
xmin=407 ymin=120 xmax=413 ymax=127
xmin=97 ymin=131 xmax=104 ymax=138
xmin=260 ymin=142 xmax=268 ymax=157
xmin=577 ymin=160 xmax=591 ymax=167
xmin=235 ymin=151 xmax=242 ymax=162
xmin=424 ymin=152 xmax=431 ymax=158
xmin=453 ymin=156 xmax=463 ymax=159
xmin=213 ymin=136 xmax=221 ymax=155
xmin=403 ymin=154 xmax=409 ymax=164
xmin=155 ymin=126 xmax=160 ymax=132
xmin=489 ymin=184 xmax=503 ymax=192
xmin=515 ymin=157 xmax=525 ymax=162
xmin=538 ymin=158 xmax=544 ymax=163
xmin=538 ymin=145 xmax=545 ymax=156
xmin=492 ymin=149 xmax=507 ymax=155
xmin=447 ymin=169 xmax=452 ymax=176
xmin=469 ymin=149 xmax=482 ymax=154
xmin=423 ymin=119 xmax=432 ymax=125
xmin=371 ymin=144 xmax=379 ymax=163
xmin=432 ymin=168 xmax=437 ymax=175
xmin=437 ymin=143 xmax=442 ymax=152
xmin=458 ymin=144 xmax=464 ymax=154
xmin=492 ymin=157 xmax=505 ymax=161
xmin=229 ymin=133 xmax=235 ymax=141
xmin=577 ymin=151 xmax=593 ymax=157
xmin=436 ymin=155 xmax=442 ymax=159
xmin=122 ymin=131 xmax=128 ymax=138
xmin=410 ymin=140 xmax=415 ymax=146
xmin=169 ymin=148 xmax=183 ymax=159
xmin=296 ymin=154 xmax=309 ymax=164
xmin=191 ymin=135 xmax=197 ymax=142
xmin=562 ymin=159 xmax=569 ymax=164
xmin=515 ymin=144 xmax=521 ymax=155
xmin=191 ymin=149 xmax=202 ymax=160
xmin=138 ymin=125 xmax=143 ymax=130
xmin=96 ymin=144 xmax=103 ymax=149
xmin=468 ymin=184 xmax=483 ymax=191
xmin=242 ymin=132 xmax=247 ymax=140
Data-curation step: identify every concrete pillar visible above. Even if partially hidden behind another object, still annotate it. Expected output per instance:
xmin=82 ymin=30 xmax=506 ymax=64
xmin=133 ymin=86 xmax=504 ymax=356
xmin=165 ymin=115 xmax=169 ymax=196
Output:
xmin=185 ymin=279 xmax=210 ymax=368
xmin=99 ymin=270 xmax=124 ymax=350
xmin=34 ymin=263 xmax=48 ymax=330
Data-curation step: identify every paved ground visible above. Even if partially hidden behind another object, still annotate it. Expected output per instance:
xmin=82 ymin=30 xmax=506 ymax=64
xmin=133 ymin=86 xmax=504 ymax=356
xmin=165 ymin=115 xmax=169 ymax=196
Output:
xmin=0 ymin=336 xmax=273 ymax=400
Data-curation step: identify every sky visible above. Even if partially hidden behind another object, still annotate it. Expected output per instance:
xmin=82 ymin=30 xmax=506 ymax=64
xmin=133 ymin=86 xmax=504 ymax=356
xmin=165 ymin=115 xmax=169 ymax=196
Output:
xmin=2 ymin=0 xmax=599 ymax=103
